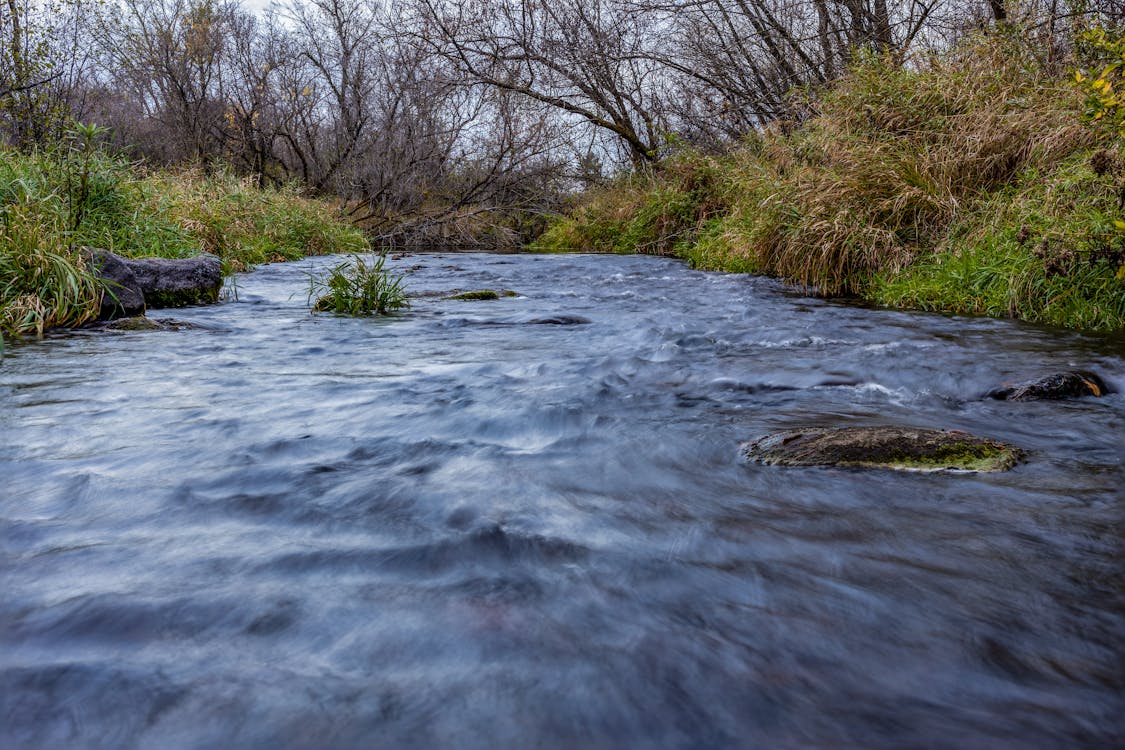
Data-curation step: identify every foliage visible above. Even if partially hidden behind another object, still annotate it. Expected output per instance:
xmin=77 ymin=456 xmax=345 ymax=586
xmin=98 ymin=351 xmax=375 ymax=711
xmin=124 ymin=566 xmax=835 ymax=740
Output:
xmin=871 ymin=156 xmax=1125 ymax=330
xmin=308 ymin=254 xmax=409 ymax=316
xmin=1075 ymin=26 xmax=1125 ymax=138
xmin=1 ymin=146 xmax=369 ymax=337
xmin=1074 ymin=25 xmax=1125 ymax=281
xmin=143 ymin=167 xmax=370 ymax=273
xmin=537 ymin=32 xmax=1125 ymax=331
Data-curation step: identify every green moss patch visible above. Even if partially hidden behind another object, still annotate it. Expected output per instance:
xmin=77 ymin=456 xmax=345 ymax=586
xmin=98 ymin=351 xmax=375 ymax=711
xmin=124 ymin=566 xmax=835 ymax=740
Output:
xmin=743 ymin=426 xmax=1022 ymax=472
xmin=447 ymin=289 xmax=518 ymax=300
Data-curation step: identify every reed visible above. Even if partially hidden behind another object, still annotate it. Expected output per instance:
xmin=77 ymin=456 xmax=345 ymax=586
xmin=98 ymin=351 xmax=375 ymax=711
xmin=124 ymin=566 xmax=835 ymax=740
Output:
xmin=308 ymin=254 xmax=409 ymax=316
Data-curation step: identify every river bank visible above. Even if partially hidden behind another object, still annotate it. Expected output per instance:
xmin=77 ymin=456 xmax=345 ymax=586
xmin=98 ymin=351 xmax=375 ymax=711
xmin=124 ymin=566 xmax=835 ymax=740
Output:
xmin=533 ymin=33 xmax=1125 ymax=333
xmin=0 ymin=149 xmax=367 ymax=338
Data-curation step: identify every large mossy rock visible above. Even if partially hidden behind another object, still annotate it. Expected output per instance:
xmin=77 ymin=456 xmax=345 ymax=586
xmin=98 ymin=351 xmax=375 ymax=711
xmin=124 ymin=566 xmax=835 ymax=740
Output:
xmin=126 ymin=254 xmax=222 ymax=308
xmin=86 ymin=248 xmax=145 ymax=319
xmin=86 ymin=248 xmax=222 ymax=318
xmin=985 ymin=371 xmax=1108 ymax=401
xmin=743 ymin=426 xmax=1022 ymax=472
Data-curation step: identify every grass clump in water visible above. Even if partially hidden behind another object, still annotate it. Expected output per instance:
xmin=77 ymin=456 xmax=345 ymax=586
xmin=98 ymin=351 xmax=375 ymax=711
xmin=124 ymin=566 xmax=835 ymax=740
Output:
xmin=308 ymin=254 xmax=409 ymax=316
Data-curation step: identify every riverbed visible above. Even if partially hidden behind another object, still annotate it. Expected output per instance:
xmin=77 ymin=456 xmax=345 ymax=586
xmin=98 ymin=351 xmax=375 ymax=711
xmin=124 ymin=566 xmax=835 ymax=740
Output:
xmin=2 ymin=253 xmax=1122 ymax=748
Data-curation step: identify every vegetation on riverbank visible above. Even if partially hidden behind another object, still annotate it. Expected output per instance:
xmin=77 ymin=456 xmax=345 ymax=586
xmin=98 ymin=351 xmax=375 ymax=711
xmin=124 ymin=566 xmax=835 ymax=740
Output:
xmin=0 ymin=146 xmax=369 ymax=337
xmin=533 ymin=32 xmax=1125 ymax=332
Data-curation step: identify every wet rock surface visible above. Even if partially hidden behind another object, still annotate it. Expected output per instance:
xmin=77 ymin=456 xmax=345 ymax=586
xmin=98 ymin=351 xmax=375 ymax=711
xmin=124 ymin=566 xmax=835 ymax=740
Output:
xmin=526 ymin=315 xmax=591 ymax=325
xmin=986 ymin=371 xmax=1109 ymax=401
xmin=92 ymin=316 xmax=199 ymax=332
xmin=743 ymin=426 xmax=1022 ymax=472
xmin=446 ymin=289 xmax=519 ymax=300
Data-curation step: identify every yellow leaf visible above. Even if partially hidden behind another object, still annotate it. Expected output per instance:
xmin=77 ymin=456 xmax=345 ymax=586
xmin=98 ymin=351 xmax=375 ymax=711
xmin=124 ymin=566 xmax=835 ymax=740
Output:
xmin=1115 ymin=219 xmax=1125 ymax=230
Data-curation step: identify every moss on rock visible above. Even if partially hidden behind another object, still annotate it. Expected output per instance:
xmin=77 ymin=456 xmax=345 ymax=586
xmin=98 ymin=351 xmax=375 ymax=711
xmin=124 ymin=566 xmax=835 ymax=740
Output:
xmin=447 ymin=289 xmax=518 ymax=300
xmin=743 ymin=426 xmax=1022 ymax=472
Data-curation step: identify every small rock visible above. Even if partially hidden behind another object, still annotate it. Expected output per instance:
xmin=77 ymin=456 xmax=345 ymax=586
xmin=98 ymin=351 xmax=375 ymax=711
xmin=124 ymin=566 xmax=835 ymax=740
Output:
xmin=526 ymin=316 xmax=591 ymax=325
xmin=447 ymin=289 xmax=518 ymax=301
xmin=93 ymin=316 xmax=198 ymax=332
xmin=743 ymin=426 xmax=1021 ymax=472
xmin=986 ymin=371 xmax=1108 ymax=401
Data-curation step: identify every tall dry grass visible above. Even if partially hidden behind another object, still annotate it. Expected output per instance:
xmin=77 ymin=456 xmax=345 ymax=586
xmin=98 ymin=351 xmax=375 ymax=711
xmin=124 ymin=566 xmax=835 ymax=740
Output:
xmin=536 ymin=31 xmax=1124 ymax=329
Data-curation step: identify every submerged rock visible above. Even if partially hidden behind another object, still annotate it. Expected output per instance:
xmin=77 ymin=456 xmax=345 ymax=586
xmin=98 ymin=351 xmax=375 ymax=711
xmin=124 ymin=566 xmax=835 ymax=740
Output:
xmin=93 ymin=316 xmax=199 ymax=332
xmin=86 ymin=248 xmax=222 ymax=317
xmin=447 ymin=289 xmax=519 ymax=300
xmin=986 ymin=371 xmax=1108 ymax=401
xmin=526 ymin=315 xmax=591 ymax=325
xmin=743 ymin=426 xmax=1021 ymax=472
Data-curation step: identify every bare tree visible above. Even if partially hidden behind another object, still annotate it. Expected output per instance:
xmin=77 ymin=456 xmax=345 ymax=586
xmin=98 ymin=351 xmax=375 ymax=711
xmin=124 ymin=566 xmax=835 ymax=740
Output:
xmin=2 ymin=0 xmax=99 ymax=147
xmin=415 ymin=0 xmax=677 ymax=168
xmin=97 ymin=0 xmax=235 ymax=164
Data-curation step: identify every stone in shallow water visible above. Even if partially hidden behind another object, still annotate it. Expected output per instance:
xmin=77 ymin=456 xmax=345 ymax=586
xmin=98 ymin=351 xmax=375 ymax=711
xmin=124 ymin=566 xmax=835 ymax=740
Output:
xmin=95 ymin=316 xmax=198 ymax=332
xmin=446 ymin=289 xmax=518 ymax=300
xmin=743 ymin=426 xmax=1022 ymax=472
xmin=985 ymin=371 xmax=1108 ymax=401
xmin=525 ymin=316 xmax=591 ymax=325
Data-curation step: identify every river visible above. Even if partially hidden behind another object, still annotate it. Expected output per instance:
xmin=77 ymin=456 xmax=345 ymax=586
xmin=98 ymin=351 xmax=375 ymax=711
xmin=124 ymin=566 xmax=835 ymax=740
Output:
xmin=1 ymin=253 xmax=1122 ymax=749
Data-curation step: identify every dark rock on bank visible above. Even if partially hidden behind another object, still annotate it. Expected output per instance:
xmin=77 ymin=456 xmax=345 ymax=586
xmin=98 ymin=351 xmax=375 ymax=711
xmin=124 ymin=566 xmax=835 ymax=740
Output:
xmin=985 ymin=371 xmax=1109 ymax=401
xmin=86 ymin=248 xmax=222 ymax=319
xmin=126 ymin=254 xmax=222 ymax=308
xmin=86 ymin=248 xmax=145 ymax=319
xmin=743 ymin=426 xmax=1021 ymax=472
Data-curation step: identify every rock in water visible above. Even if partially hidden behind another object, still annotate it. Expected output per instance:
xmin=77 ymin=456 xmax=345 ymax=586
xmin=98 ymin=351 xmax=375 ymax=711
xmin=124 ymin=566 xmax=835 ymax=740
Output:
xmin=743 ymin=426 xmax=1021 ymax=472
xmin=127 ymin=254 xmax=222 ymax=308
xmin=985 ymin=371 xmax=1108 ymax=401
xmin=86 ymin=248 xmax=145 ymax=319
xmin=526 ymin=316 xmax=591 ymax=325
xmin=447 ymin=289 xmax=518 ymax=300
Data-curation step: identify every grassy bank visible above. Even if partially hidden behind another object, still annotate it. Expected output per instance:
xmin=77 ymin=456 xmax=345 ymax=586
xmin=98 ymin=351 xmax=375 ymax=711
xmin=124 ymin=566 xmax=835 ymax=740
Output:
xmin=1 ymin=147 xmax=368 ymax=337
xmin=533 ymin=33 xmax=1125 ymax=332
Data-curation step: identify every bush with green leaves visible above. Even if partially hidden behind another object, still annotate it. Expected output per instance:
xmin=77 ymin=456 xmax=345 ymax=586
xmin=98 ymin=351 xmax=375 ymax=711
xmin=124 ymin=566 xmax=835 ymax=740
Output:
xmin=308 ymin=254 xmax=409 ymax=316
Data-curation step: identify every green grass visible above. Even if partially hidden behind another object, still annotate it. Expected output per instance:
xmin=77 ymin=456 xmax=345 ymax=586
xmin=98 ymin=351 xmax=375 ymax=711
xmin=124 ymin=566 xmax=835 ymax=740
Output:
xmin=308 ymin=254 xmax=409 ymax=316
xmin=1 ymin=148 xmax=370 ymax=338
xmin=146 ymin=168 xmax=369 ymax=272
xmin=870 ymin=155 xmax=1125 ymax=330
xmin=534 ymin=31 xmax=1125 ymax=331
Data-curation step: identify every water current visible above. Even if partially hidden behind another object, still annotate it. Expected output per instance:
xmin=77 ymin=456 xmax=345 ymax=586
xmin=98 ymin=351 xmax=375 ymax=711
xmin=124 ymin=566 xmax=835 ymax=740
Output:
xmin=1 ymin=253 xmax=1123 ymax=749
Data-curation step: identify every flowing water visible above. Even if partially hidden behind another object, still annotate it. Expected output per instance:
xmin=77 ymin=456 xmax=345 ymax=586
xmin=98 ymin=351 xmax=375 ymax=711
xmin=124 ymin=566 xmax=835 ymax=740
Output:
xmin=1 ymin=253 xmax=1122 ymax=749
